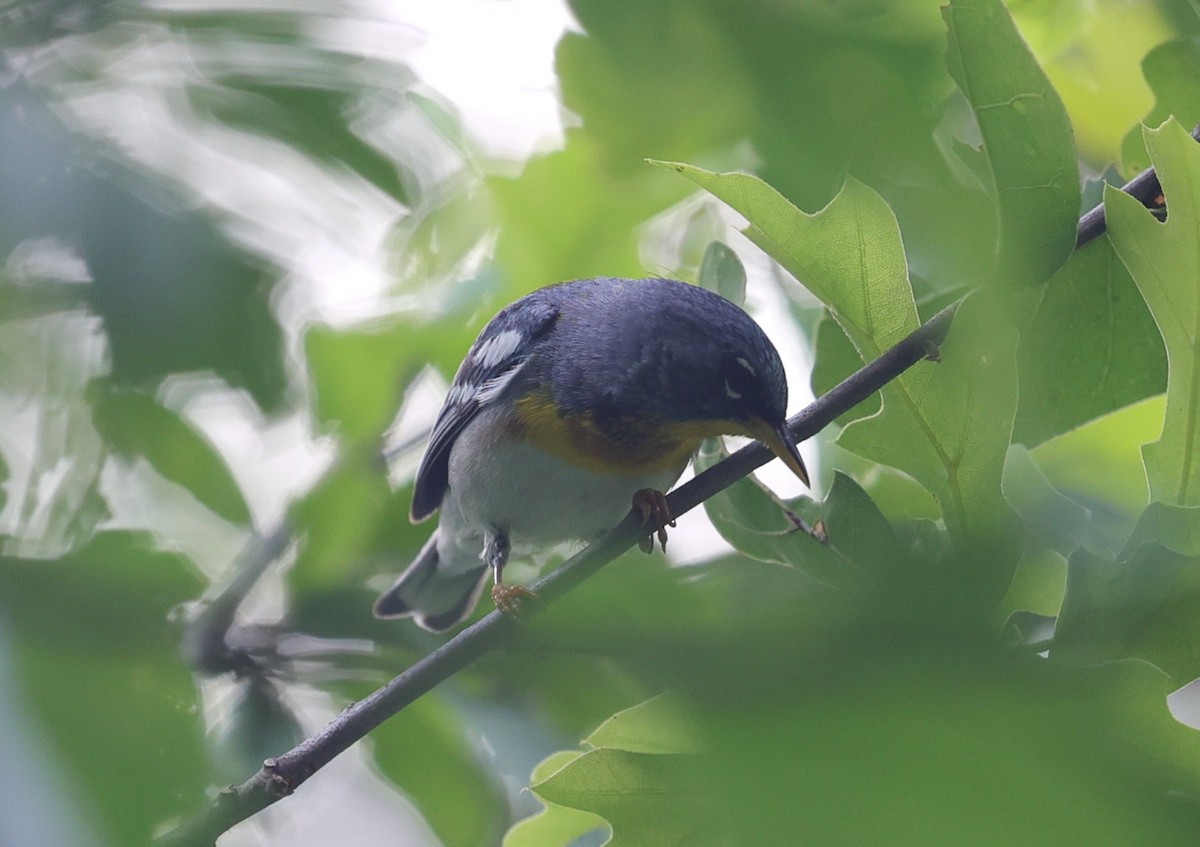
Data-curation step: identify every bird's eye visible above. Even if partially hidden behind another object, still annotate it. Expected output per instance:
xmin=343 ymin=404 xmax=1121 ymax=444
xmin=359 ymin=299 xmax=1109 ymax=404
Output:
xmin=722 ymin=355 xmax=757 ymax=402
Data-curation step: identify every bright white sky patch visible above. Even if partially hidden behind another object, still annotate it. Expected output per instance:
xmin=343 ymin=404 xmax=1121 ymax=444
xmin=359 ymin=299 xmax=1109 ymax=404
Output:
xmin=329 ymin=0 xmax=578 ymax=161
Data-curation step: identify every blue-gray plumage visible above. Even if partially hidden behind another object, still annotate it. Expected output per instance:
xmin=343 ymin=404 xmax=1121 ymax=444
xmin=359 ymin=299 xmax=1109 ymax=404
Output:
xmin=375 ymin=276 xmax=807 ymax=631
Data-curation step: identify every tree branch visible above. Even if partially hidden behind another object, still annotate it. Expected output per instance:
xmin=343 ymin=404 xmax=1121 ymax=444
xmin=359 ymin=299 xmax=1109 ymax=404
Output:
xmin=179 ymin=120 xmax=1200 ymax=683
xmin=156 ymin=302 xmax=957 ymax=847
xmin=164 ymin=125 xmax=1200 ymax=842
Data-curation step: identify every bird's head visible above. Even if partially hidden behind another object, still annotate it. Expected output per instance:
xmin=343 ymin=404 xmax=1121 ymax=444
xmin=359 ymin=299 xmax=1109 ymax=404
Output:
xmin=637 ymin=291 xmax=809 ymax=487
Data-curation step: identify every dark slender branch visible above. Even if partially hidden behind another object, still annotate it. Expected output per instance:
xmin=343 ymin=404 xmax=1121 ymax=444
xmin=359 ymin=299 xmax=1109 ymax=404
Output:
xmin=161 ymin=120 xmax=1200 ymax=844
xmin=155 ymin=302 xmax=957 ymax=847
xmin=1075 ymin=122 xmax=1200 ymax=247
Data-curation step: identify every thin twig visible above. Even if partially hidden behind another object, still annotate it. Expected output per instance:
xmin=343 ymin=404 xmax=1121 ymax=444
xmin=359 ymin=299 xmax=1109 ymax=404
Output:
xmin=155 ymin=302 xmax=957 ymax=847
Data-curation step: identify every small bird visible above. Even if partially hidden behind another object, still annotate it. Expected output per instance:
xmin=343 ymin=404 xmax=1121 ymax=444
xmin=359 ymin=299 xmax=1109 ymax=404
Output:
xmin=374 ymin=276 xmax=809 ymax=631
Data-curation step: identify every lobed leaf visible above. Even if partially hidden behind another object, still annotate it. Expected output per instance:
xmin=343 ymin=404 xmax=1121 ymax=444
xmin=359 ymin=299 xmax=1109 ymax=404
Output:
xmin=943 ymin=0 xmax=1079 ymax=286
xmin=1055 ymin=544 xmax=1200 ymax=687
xmin=1120 ymin=40 xmax=1200 ymax=174
xmin=585 ymin=692 xmax=701 ymax=755
xmin=1014 ymin=237 xmax=1166 ymax=447
xmin=504 ymin=752 xmax=606 ymax=847
xmin=1030 ymin=394 xmax=1161 ymax=528
xmin=1002 ymin=445 xmax=1099 ymax=556
xmin=999 ymin=547 xmax=1068 ymax=620
xmin=1106 ymin=119 xmax=1200 ymax=506
xmin=1121 ymin=503 xmax=1200 ymax=560
xmin=533 ymin=749 xmax=713 ymax=847
xmin=841 ymin=293 xmax=1020 ymax=562
xmin=651 ymin=162 xmax=918 ymax=362
xmin=693 ymin=438 xmax=858 ymax=590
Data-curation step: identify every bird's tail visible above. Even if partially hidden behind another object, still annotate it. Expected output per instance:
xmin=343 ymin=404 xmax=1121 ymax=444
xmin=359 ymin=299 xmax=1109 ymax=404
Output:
xmin=373 ymin=533 xmax=489 ymax=632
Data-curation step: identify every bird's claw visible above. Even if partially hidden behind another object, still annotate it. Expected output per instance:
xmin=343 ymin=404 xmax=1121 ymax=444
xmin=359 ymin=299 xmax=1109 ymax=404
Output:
xmin=492 ymin=583 xmax=539 ymax=619
xmin=633 ymin=488 xmax=676 ymax=553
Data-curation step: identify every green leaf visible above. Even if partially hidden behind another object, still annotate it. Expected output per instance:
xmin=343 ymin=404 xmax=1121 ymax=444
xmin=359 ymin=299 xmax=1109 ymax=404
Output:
xmin=586 ymin=692 xmax=700 ymax=754
xmin=825 ymin=443 xmax=941 ymax=524
xmin=1030 ymin=394 xmax=1160 ymax=528
xmin=504 ymin=752 xmax=607 ymax=847
xmin=1006 ymin=0 xmax=1090 ymax=58
xmin=694 ymin=438 xmax=858 ymax=590
xmin=509 ymin=694 xmax=702 ymax=845
xmin=699 ymin=651 xmax=1200 ymax=844
xmin=532 ymin=748 xmax=715 ymax=847
xmin=841 ymin=293 xmax=1020 ymax=567
xmin=651 ymin=162 xmax=919 ymax=362
xmin=694 ymin=439 xmax=809 ymax=537
xmin=210 ymin=675 xmax=305 ymax=783
xmin=91 ymin=384 xmax=252 ymax=526
xmin=811 ymin=315 xmax=880 ymax=427
xmin=1002 ymin=445 xmax=1097 ymax=556
xmin=206 ymin=82 xmax=412 ymax=204
xmin=1054 ymin=544 xmax=1200 ymax=686
xmin=305 ymin=320 xmax=432 ymax=445
xmin=821 ymin=471 xmax=910 ymax=583
xmin=556 ymin=14 xmax=753 ymax=169
xmin=388 ymin=177 xmax=494 ymax=294
xmin=1106 ymin=119 xmax=1200 ymax=506
xmin=696 ymin=439 xmax=906 ymax=590
xmin=1121 ymin=503 xmax=1200 ymax=560
xmin=1121 ymin=40 xmax=1200 ymax=174
xmin=491 ymin=139 xmax=679 ymax=288
xmin=1014 ymin=236 xmax=1166 ymax=446
xmin=372 ymin=694 xmax=509 ymax=847
xmin=943 ymin=0 xmax=1079 ymax=286
xmin=696 ymin=241 xmax=746 ymax=306
xmin=999 ymin=547 xmax=1067 ymax=620
xmin=0 ymin=532 xmax=208 ymax=845
xmin=289 ymin=455 xmax=411 ymax=591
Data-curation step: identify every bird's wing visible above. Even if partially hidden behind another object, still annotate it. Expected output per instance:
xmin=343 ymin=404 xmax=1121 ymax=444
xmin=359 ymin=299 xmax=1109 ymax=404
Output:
xmin=410 ymin=299 xmax=560 ymax=521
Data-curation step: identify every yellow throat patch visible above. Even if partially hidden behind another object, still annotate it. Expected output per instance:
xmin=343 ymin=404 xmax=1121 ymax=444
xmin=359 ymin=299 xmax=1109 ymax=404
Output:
xmin=512 ymin=390 xmax=751 ymax=476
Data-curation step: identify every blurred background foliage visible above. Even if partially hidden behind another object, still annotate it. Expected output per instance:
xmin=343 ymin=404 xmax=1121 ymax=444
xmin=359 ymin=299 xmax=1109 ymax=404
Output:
xmin=3 ymin=0 xmax=1200 ymax=845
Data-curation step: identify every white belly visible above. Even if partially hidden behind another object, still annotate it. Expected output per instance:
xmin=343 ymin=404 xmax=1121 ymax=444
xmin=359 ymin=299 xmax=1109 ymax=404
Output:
xmin=436 ymin=406 xmax=686 ymax=574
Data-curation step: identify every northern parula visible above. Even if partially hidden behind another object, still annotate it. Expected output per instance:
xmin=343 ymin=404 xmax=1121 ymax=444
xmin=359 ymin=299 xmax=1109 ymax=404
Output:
xmin=373 ymin=276 xmax=809 ymax=631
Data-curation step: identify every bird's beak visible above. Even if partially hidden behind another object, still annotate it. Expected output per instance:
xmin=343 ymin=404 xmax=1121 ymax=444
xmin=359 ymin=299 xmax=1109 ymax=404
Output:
xmin=752 ymin=418 xmax=810 ymax=488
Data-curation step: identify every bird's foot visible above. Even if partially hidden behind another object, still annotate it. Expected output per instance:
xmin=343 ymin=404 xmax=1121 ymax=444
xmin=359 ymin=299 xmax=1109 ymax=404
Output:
xmin=492 ymin=583 xmax=540 ymax=619
xmin=633 ymin=488 xmax=676 ymax=554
